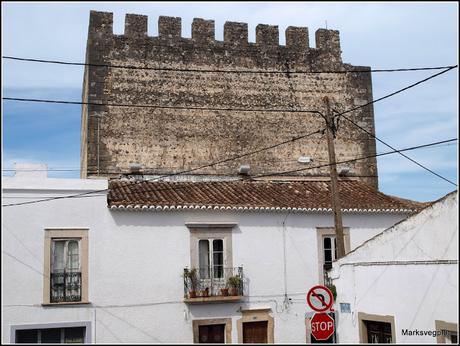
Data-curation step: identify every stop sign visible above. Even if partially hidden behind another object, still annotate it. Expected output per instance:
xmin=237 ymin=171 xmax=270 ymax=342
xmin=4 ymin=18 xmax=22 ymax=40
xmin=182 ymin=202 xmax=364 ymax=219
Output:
xmin=311 ymin=313 xmax=334 ymax=341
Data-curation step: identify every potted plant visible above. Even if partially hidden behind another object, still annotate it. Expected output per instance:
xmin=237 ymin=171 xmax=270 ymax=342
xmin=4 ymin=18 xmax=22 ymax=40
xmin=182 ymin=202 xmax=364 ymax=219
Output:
xmin=220 ymin=287 xmax=229 ymax=296
xmin=183 ymin=268 xmax=199 ymax=298
xmin=200 ymin=287 xmax=210 ymax=297
xmin=227 ymin=276 xmax=242 ymax=296
xmin=326 ymin=284 xmax=337 ymax=301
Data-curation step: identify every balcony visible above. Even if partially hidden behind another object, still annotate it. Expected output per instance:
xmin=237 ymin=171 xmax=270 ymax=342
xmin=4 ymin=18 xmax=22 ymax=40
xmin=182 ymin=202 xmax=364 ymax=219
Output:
xmin=183 ymin=266 xmax=244 ymax=304
xmin=50 ymin=271 xmax=82 ymax=303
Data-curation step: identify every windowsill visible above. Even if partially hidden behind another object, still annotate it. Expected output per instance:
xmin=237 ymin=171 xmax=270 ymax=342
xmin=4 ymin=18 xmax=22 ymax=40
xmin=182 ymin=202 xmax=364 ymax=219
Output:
xmin=184 ymin=295 xmax=243 ymax=304
xmin=42 ymin=301 xmax=91 ymax=307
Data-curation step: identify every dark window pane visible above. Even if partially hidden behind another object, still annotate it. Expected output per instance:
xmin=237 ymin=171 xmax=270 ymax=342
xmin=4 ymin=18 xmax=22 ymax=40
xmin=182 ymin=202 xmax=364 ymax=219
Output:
xmin=324 ymin=249 xmax=332 ymax=263
xmin=64 ymin=327 xmax=85 ymax=343
xmin=365 ymin=321 xmax=392 ymax=343
xmin=199 ymin=324 xmax=225 ymax=343
xmin=213 ymin=252 xmax=223 ymax=266
xmin=41 ymin=328 xmax=61 ymax=343
xmin=323 ymin=237 xmax=331 ymax=249
xmin=213 ymin=239 xmax=223 ymax=252
xmin=213 ymin=265 xmax=223 ymax=279
xmin=334 ymin=238 xmax=337 ymax=260
xmin=16 ymin=329 xmax=38 ymax=343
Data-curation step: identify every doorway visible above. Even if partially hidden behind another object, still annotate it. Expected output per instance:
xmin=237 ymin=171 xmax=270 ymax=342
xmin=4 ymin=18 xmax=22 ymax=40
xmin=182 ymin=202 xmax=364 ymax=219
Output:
xmin=242 ymin=321 xmax=268 ymax=343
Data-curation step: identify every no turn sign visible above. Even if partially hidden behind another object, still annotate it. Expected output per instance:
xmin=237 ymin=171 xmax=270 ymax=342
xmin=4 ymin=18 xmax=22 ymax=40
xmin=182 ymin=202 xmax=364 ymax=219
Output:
xmin=306 ymin=285 xmax=334 ymax=312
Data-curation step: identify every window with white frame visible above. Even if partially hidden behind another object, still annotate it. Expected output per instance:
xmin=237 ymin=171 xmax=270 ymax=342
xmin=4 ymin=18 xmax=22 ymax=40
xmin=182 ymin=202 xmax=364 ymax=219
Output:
xmin=15 ymin=326 xmax=86 ymax=343
xmin=317 ymin=228 xmax=350 ymax=285
xmin=198 ymin=239 xmax=224 ymax=279
xmin=50 ymin=239 xmax=81 ymax=303
xmin=323 ymin=236 xmax=337 ymax=271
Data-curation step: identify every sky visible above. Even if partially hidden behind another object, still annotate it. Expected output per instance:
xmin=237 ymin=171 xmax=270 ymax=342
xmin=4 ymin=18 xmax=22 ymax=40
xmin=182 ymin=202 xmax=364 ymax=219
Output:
xmin=2 ymin=2 xmax=458 ymax=202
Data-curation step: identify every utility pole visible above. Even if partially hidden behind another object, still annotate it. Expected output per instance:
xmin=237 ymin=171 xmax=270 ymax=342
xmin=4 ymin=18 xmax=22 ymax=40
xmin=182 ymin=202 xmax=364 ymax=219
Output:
xmin=323 ymin=96 xmax=346 ymax=259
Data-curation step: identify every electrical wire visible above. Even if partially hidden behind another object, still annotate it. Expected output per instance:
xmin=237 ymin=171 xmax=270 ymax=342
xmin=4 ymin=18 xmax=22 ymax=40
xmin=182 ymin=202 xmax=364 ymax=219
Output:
xmin=3 ymin=137 xmax=456 ymax=207
xmin=1 ymin=128 xmax=324 ymax=207
xmin=3 ymin=141 xmax=454 ymax=174
xmin=2 ymin=66 xmax=455 ymax=121
xmin=332 ymin=66 xmax=457 ymax=120
xmin=341 ymin=113 xmax=456 ymax=186
xmin=3 ymin=56 xmax=457 ymax=74
xmin=2 ymin=97 xmax=321 ymax=114
xmin=3 ymin=65 xmax=457 ymax=205
xmin=253 ymin=138 xmax=458 ymax=178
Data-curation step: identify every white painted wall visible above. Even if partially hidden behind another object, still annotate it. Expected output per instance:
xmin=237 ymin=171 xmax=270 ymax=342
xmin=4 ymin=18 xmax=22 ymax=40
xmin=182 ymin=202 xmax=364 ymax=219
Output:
xmin=331 ymin=191 xmax=458 ymax=343
xmin=3 ymin=177 xmax=410 ymax=343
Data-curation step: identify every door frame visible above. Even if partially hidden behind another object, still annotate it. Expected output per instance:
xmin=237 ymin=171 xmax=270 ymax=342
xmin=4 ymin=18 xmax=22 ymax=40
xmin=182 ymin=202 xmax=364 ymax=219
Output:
xmin=10 ymin=321 xmax=91 ymax=343
xmin=237 ymin=308 xmax=274 ymax=343
xmin=358 ymin=312 xmax=396 ymax=343
xmin=193 ymin=318 xmax=232 ymax=343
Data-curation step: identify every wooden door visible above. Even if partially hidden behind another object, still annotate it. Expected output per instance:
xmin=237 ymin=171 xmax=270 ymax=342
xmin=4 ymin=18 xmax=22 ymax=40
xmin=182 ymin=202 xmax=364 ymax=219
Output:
xmin=198 ymin=324 xmax=225 ymax=343
xmin=243 ymin=321 xmax=268 ymax=343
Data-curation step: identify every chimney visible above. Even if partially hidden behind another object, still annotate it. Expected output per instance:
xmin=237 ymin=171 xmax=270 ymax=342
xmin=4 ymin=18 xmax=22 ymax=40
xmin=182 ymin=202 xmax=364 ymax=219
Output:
xmin=14 ymin=163 xmax=48 ymax=179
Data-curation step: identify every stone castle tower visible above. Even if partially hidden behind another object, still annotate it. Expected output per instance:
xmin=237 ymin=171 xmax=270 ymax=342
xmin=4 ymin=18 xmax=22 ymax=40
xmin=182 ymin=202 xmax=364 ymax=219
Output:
xmin=81 ymin=10 xmax=378 ymax=188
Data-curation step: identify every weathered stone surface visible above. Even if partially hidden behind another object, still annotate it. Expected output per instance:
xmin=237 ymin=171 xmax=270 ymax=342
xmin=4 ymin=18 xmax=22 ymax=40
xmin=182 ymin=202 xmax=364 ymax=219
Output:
xmin=81 ymin=10 xmax=378 ymax=188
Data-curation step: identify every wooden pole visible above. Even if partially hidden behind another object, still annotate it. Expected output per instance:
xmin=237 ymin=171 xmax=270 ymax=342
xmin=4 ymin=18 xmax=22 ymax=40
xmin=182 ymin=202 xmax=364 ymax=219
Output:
xmin=323 ymin=97 xmax=346 ymax=259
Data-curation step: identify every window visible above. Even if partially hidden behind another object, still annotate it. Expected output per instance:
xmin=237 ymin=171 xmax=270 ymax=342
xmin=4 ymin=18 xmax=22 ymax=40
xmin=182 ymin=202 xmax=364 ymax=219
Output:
xmin=316 ymin=228 xmax=350 ymax=284
xmin=15 ymin=327 xmax=85 ymax=343
xmin=186 ymin=226 xmax=239 ymax=298
xmin=323 ymin=236 xmax=337 ymax=271
xmin=199 ymin=239 xmax=224 ymax=279
xmin=365 ymin=321 xmax=392 ymax=343
xmin=435 ymin=320 xmax=458 ymax=343
xmin=358 ymin=312 xmax=395 ymax=343
xmin=51 ymin=239 xmax=81 ymax=303
xmin=43 ymin=229 xmax=89 ymax=304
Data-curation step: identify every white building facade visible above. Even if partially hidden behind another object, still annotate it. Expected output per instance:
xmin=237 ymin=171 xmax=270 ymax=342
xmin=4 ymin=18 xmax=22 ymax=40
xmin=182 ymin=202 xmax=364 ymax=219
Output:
xmin=3 ymin=174 xmax=426 ymax=343
xmin=330 ymin=191 xmax=458 ymax=344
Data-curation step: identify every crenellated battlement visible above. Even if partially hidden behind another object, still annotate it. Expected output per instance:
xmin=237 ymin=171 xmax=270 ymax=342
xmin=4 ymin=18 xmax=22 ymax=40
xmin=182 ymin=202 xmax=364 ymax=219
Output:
xmin=82 ymin=10 xmax=378 ymax=189
xmin=88 ymin=10 xmax=341 ymax=55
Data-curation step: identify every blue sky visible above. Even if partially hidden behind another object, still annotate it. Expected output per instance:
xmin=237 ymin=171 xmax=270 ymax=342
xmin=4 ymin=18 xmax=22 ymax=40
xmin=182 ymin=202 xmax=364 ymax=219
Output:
xmin=2 ymin=2 xmax=458 ymax=202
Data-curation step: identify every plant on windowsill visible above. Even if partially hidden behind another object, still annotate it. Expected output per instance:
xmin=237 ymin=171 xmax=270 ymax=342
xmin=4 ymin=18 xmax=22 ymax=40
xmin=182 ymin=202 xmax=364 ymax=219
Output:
xmin=326 ymin=283 xmax=337 ymax=301
xmin=220 ymin=287 xmax=229 ymax=296
xmin=227 ymin=276 xmax=242 ymax=296
xmin=200 ymin=287 xmax=210 ymax=298
xmin=183 ymin=268 xmax=199 ymax=299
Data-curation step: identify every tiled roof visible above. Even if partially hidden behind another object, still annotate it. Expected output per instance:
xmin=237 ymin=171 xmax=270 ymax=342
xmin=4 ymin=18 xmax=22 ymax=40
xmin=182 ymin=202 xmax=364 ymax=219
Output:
xmin=108 ymin=179 xmax=429 ymax=213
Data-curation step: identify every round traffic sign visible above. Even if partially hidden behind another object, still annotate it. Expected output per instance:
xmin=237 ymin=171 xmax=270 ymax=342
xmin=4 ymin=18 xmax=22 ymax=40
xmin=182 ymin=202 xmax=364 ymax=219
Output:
xmin=311 ymin=313 xmax=335 ymax=341
xmin=306 ymin=285 xmax=333 ymax=312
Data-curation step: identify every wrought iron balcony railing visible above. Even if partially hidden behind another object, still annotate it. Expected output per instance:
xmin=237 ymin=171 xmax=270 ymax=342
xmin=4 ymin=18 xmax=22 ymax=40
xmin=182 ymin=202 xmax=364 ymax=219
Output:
xmin=50 ymin=271 xmax=82 ymax=303
xmin=183 ymin=266 xmax=243 ymax=300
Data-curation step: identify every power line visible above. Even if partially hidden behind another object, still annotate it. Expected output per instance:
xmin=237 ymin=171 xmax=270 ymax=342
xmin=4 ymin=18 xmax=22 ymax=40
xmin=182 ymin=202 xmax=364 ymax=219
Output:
xmin=3 ymin=56 xmax=457 ymax=74
xmin=1 ymin=128 xmax=324 ymax=207
xmin=341 ymin=113 xmax=457 ymax=187
xmin=2 ymin=97 xmax=321 ymax=114
xmin=3 ymin=137 xmax=456 ymax=207
xmin=253 ymin=138 xmax=458 ymax=178
xmin=3 ymin=66 xmax=456 ymax=118
xmin=331 ymin=65 xmax=457 ymax=120
xmin=2 ymin=141 xmax=455 ymax=174
xmin=324 ymin=66 xmax=458 ymax=187
xmin=3 ymin=66 xmax=457 ymax=205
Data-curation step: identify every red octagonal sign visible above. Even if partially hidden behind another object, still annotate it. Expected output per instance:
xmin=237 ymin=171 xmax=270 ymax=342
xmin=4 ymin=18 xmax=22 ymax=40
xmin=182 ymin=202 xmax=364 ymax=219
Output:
xmin=311 ymin=313 xmax=335 ymax=341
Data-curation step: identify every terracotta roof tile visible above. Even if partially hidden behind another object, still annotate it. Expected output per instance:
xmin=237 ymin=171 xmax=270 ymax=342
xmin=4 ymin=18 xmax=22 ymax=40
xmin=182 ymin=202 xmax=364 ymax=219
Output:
xmin=107 ymin=179 xmax=429 ymax=213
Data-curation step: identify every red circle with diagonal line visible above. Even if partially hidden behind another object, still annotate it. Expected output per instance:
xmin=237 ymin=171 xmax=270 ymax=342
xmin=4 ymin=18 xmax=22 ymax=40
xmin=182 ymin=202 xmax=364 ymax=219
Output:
xmin=307 ymin=285 xmax=334 ymax=312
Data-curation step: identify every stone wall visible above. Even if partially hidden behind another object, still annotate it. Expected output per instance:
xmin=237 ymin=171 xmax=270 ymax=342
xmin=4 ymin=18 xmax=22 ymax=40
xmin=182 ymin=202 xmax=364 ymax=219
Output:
xmin=81 ymin=11 xmax=378 ymax=188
